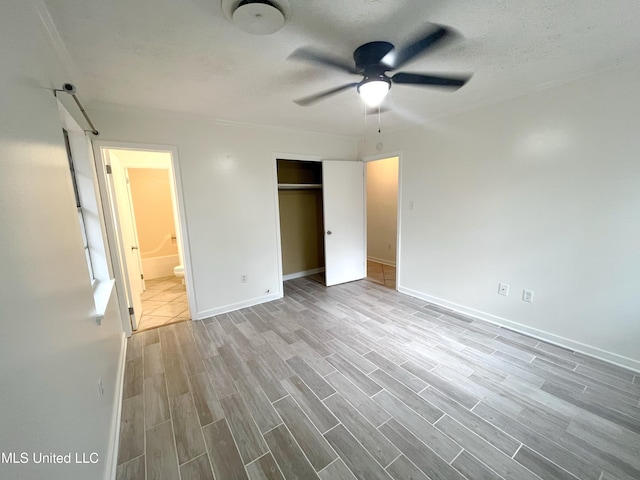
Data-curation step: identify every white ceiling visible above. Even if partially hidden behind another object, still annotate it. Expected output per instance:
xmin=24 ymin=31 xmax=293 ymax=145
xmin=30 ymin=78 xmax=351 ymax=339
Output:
xmin=43 ymin=0 xmax=640 ymax=136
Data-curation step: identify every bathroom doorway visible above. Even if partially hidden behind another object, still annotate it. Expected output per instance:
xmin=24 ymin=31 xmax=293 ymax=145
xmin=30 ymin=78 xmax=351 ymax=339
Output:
xmin=95 ymin=143 xmax=194 ymax=333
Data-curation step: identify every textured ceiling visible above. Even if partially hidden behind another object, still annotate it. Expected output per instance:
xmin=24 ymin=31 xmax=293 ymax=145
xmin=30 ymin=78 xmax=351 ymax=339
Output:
xmin=43 ymin=0 xmax=640 ymax=136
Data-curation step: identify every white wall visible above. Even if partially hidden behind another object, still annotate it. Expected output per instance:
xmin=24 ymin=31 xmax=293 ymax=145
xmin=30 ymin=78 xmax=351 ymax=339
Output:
xmin=361 ymin=63 xmax=640 ymax=370
xmin=89 ymin=105 xmax=359 ymax=317
xmin=366 ymin=156 xmax=399 ymax=265
xmin=0 ymin=3 xmax=124 ymax=479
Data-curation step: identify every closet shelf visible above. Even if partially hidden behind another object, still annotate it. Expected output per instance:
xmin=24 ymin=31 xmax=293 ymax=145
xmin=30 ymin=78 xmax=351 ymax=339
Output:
xmin=278 ymin=183 xmax=322 ymax=190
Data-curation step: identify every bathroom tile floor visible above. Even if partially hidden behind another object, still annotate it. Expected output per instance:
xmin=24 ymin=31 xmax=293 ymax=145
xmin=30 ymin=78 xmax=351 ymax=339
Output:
xmin=136 ymin=276 xmax=190 ymax=333
xmin=367 ymin=260 xmax=396 ymax=289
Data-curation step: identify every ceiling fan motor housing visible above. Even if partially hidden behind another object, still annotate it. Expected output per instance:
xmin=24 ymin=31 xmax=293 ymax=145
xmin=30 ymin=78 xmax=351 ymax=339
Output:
xmin=353 ymin=41 xmax=394 ymax=72
xmin=357 ymin=74 xmax=391 ymax=93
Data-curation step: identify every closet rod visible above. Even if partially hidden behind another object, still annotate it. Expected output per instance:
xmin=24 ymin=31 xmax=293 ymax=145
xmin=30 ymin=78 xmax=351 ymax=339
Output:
xmin=278 ymin=183 xmax=322 ymax=190
xmin=54 ymin=83 xmax=99 ymax=136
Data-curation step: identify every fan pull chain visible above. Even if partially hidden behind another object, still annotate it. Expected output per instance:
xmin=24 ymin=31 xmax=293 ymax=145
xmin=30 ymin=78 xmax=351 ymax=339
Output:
xmin=378 ymin=104 xmax=381 ymax=134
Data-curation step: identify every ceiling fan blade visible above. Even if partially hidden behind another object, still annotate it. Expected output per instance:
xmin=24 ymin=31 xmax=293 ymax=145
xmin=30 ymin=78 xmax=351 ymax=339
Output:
xmin=289 ymin=48 xmax=359 ymax=74
xmin=294 ymin=83 xmax=359 ymax=106
xmin=392 ymin=72 xmax=471 ymax=89
xmin=383 ymin=24 xmax=453 ymax=70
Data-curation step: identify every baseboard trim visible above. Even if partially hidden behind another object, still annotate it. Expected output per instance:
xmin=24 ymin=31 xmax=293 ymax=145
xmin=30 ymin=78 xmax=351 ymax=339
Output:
xmin=194 ymin=292 xmax=283 ymax=320
xmin=367 ymin=256 xmax=396 ymax=267
xmin=106 ymin=332 xmax=127 ymax=480
xmin=398 ymin=286 xmax=640 ymax=374
xmin=283 ymin=267 xmax=325 ymax=281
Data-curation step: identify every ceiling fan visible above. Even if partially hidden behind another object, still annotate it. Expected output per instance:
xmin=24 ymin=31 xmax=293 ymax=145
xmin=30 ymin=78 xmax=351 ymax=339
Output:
xmin=290 ymin=23 xmax=472 ymax=108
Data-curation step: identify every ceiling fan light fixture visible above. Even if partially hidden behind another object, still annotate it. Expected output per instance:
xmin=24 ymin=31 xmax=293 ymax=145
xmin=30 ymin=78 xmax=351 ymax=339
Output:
xmin=357 ymin=77 xmax=391 ymax=107
xmin=232 ymin=0 xmax=285 ymax=35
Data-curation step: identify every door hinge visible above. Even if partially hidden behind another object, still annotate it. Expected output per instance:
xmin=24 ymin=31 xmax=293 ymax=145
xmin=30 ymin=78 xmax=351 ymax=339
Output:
xmin=140 ymin=274 xmax=144 ymax=280
xmin=105 ymin=164 xmax=112 ymax=174
xmin=128 ymin=307 xmax=134 ymax=315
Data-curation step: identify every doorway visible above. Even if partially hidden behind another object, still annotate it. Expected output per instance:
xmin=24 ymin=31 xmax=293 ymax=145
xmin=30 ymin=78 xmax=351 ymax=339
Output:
xmin=96 ymin=143 xmax=194 ymax=333
xmin=365 ymin=156 xmax=399 ymax=289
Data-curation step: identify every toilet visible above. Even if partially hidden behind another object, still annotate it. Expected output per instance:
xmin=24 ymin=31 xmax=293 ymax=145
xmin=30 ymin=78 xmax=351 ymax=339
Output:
xmin=173 ymin=264 xmax=185 ymax=284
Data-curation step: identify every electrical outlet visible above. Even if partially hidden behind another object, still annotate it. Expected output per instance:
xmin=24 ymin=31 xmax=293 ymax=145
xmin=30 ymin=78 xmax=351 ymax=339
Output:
xmin=523 ymin=289 xmax=534 ymax=303
xmin=498 ymin=283 xmax=510 ymax=296
xmin=241 ymin=274 xmax=247 ymax=283
xmin=97 ymin=379 xmax=104 ymax=399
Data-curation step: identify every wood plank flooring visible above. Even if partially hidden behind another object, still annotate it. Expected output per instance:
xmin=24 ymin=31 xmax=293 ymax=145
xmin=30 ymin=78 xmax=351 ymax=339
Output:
xmin=116 ymin=276 xmax=640 ymax=480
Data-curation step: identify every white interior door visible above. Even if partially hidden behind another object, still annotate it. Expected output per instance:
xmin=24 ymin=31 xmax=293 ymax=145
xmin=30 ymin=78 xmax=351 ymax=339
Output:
xmin=322 ymin=160 xmax=365 ymax=286
xmin=110 ymin=155 xmax=143 ymax=328
xmin=123 ymin=168 xmax=146 ymax=292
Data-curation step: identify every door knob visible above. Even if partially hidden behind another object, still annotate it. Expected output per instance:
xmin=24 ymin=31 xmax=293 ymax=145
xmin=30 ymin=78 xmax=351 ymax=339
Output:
xmin=326 ymin=230 xmax=332 ymax=235
xmin=131 ymin=246 xmax=139 ymax=251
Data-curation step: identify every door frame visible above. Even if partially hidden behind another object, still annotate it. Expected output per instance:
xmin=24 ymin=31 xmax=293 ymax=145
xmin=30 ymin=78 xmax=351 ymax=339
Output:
xmin=362 ymin=151 xmax=403 ymax=290
xmin=93 ymin=140 xmax=196 ymax=334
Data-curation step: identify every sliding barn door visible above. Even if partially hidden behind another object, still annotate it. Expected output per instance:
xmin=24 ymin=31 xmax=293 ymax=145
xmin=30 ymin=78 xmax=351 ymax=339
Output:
xmin=322 ymin=160 xmax=365 ymax=286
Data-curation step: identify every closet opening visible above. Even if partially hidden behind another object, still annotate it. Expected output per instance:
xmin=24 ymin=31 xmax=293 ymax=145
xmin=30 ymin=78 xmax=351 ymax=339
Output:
xmin=277 ymin=159 xmax=326 ymax=283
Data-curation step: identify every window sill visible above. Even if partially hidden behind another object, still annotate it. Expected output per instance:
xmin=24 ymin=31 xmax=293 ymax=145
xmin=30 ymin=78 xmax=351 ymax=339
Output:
xmin=93 ymin=278 xmax=116 ymax=325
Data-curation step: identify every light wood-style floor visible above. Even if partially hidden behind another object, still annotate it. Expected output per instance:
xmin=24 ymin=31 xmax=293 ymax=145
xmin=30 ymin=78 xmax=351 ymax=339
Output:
xmin=116 ymin=276 xmax=640 ymax=480
xmin=137 ymin=276 xmax=190 ymax=332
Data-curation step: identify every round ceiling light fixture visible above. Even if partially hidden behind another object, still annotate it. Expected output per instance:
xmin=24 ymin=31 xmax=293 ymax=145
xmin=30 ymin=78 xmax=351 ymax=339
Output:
xmin=229 ymin=0 xmax=286 ymax=35
xmin=357 ymin=75 xmax=391 ymax=107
